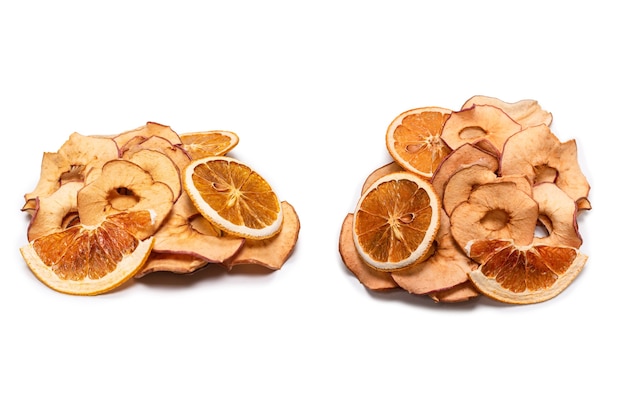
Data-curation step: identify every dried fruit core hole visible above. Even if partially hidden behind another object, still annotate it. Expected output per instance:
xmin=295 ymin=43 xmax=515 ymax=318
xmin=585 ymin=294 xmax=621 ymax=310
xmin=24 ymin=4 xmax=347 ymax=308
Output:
xmin=62 ymin=212 xmax=80 ymax=229
xmin=534 ymin=164 xmax=558 ymax=183
xmin=108 ymin=187 xmax=140 ymax=210
xmin=480 ymin=209 xmax=510 ymax=231
xmin=459 ymin=126 xmax=487 ymax=140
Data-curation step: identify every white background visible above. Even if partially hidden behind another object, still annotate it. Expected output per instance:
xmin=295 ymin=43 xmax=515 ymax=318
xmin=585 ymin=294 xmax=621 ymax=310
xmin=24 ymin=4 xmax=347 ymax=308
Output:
xmin=2 ymin=1 xmax=624 ymax=417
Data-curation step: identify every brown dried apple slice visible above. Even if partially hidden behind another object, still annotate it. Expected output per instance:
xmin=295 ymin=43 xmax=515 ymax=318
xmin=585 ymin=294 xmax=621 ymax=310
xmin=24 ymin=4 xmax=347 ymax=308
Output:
xmin=111 ymin=122 xmax=182 ymax=148
xmin=500 ymin=124 xmax=591 ymax=209
xmin=23 ymin=133 xmax=119 ymax=213
xmin=533 ymin=182 xmax=582 ymax=248
xmin=431 ymin=142 xmax=500 ymax=198
xmin=442 ymin=164 xmax=531 ymax=217
xmin=361 ymin=161 xmax=404 ymax=194
xmin=27 ymin=182 xmax=83 ymax=242
xmin=441 ymin=105 xmax=522 ymax=152
xmin=78 ymin=159 xmax=174 ymax=236
xmin=150 ymin=192 xmax=245 ymax=264
xmin=124 ymin=149 xmax=182 ymax=202
xmin=120 ymin=135 xmax=192 ymax=172
xmin=450 ymin=182 xmax=539 ymax=251
xmin=461 ymin=95 xmax=553 ymax=128
xmin=391 ymin=209 xmax=476 ymax=295
xmin=428 ymin=280 xmax=480 ymax=303
xmin=339 ymin=213 xmax=398 ymax=291
xmin=135 ymin=252 xmax=210 ymax=278
xmin=225 ymin=201 xmax=300 ymax=270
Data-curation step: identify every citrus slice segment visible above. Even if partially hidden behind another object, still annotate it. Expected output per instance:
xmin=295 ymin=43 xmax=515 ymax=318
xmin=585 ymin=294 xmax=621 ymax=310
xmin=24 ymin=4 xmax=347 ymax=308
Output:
xmin=466 ymin=238 xmax=588 ymax=304
xmin=20 ymin=211 xmax=156 ymax=296
xmin=385 ymin=107 xmax=453 ymax=178
xmin=180 ymin=130 xmax=239 ymax=159
xmin=353 ymin=171 xmax=440 ymax=271
xmin=183 ymin=156 xmax=283 ymax=239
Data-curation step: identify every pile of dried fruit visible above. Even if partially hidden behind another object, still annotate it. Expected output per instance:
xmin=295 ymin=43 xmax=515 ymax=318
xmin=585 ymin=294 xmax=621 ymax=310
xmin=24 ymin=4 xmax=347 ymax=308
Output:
xmin=20 ymin=122 xmax=300 ymax=295
xmin=339 ymin=95 xmax=590 ymax=304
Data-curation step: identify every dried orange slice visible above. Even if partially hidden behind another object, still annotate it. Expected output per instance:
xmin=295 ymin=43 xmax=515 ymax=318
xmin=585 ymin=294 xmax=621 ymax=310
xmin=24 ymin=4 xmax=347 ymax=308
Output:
xmin=353 ymin=171 xmax=440 ymax=271
xmin=20 ymin=211 xmax=156 ymax=296
xmin=386 ymin=107 xmax=453 ymax=178
xmin=183 ymin=156 xmax=283 ymax=239
xmin=180 ymin=130 xmax=239 ymax=159
xmin=466 ymin=238 xmax=588 ymax=304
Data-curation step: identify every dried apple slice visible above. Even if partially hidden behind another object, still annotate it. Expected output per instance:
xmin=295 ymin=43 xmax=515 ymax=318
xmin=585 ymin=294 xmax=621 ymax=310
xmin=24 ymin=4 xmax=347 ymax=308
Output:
xmin=124 ymin=148 xmax=182 ymax=202
xmin=150 ymin=192 xmax=245 ymax=264
xmin=442 ymin=164 xmax=531 ymax=217
xmin=450 ymin=182 xmax=539 ymax=251
xmin=441 ymin=105 xmax=522 ymax=152
xmin=120 ymin=135 xmax=192 ymax=172
xmin=431 ymin=142 xmax=500 ymax=198
xmin=339 ymin=213 xmax=398 ymax=291
xmin=533 ymin=182 xmax=583 ymax=248
xmin=226 ymin=201 xmax=300 ymax=270
xmin=391 ymin=209 xmax=477 ymax=295
xmin=461 ymin=95 xmax=553 ymax=128
xmin=27 ymin=182 xmax=83 ymax=242
xmin=23 ymin=133 xmax=119 ymax=213
xmin=78 ymin=159 xmax=174 ymax=235
xmin=361 ymin=161 xmax=404 ymax=194
xmin=428 ymin=280 xmax=480 ymax=303
xmin=500 ymin=124 xmax=590 ymax=209
xmin=136 ymin=252 xmax=210 ymax=278
xmin=111 ymin=122 xmax=182 ymax=148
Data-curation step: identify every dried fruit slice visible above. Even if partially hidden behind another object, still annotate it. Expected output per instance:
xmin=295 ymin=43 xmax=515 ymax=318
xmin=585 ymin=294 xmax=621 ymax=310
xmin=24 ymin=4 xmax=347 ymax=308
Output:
xmin=180 ymin=130 xmax=239 ymax=159
xmin=450 ymin=182 xmax=538 ymax=251
xmin=466 ymin=238 xmax=588 ymax=304
xmin=441 ymin=105 xmax=522 ymax=152
xmin=428 ymin=280 xmax=480 ymax=303
xmin=136 ymin=252 xmax=210 ymax=278
xmin=339 ymin=213 xmax=398 ymax=291
xmin=27 ymin=182 xmax=83 ymax=242
xmin=20 ymin=211 xmax=156 ymax=296
xmin=385 ymin=107 xmax=452 ymax=178
xmin=361 ymin=162 xmax=404 ymax=195
xmin=111 ymin=122 xmax=182 ymax=148
xmin=226 ymin=201 xmax=300 ymax=270
xmin=124 ymin=149 xmax=182 ymax=202
xmin=461 ymin=95 xmax=553 ymax=128
xmin=533 ymin=182 xmax=583 ymax=248
xmin=353 ymin=171 xmax=440 ymax=271
xmin=391 ymin=208 xmax=476 ymax=294
xmin=500 ymin=124 xmax=590 ymax=208
xmin=183 ymin=156 xmax=283 ymax=239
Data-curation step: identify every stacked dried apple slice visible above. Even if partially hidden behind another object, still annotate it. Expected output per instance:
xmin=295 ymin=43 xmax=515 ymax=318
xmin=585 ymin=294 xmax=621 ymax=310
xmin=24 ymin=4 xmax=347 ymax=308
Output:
xmin=21 ymin=122 xmax=299 ymax=296
xmin=340 ymin=96 xmax=590 ymax=304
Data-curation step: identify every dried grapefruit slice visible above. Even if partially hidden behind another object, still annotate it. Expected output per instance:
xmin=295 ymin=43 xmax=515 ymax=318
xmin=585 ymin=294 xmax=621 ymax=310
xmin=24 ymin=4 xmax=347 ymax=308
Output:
xmin=180 ymin=130 xmax=239 ymax=159
xmin=466 ymin=238 xmax=588 ymax=304
xmin=183 ymin=156 xmax=283 ymax=239
xmin=385 ymin=107 xmax=453 ymax=178
xmin=353 ymin=171 xmax=440 ymax=271
xmin=20 ymin=211 xmax=156 ymax=296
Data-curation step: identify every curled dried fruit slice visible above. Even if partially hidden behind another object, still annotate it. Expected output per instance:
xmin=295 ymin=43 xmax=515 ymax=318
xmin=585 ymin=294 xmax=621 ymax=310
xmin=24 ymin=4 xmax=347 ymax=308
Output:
xmin=353 ymin=171 xmax=440 ymax=271
xmin=361 ymin=162 xmax=404 ymax=195
xmin=78 ymin=159 xmax=174 ymax=235
xmin=500 ymin=124 xmax=590 ymax=208
xmin=180 ymin=130 xmax=239 ymax=159
xmin=428 ymin=280 xmax=480 ymax=303
xmin=461 ymin=95 xmax=553 ymax=128
xmin=20 ymin=211 xmax=156 ymax=296
xmin=183 ymin=156 xmax=283 ymax=239
xmin=441 ymin=105 xmax=522 ymax=152
xmin=226 ymin=201 xmax=300 ymax=270
xmin=339 ymin=213 xmax=398 ymax=291
xmin=466 ymin=238 xmax=588 ymax=304
xmin=385 ymin=107 xmax=452 ymax=178
xmin=27 ymin=182 xmax=83 ymax=242
xmin=124 ymin=149 xmax=182 ymax=202
xmin=450 ymin=182 xmax=538 ymax=251
xmin=533 ymin=182 xmax=582 ymax=248
xmin=111 ymin=122 xmax=182 ymax=148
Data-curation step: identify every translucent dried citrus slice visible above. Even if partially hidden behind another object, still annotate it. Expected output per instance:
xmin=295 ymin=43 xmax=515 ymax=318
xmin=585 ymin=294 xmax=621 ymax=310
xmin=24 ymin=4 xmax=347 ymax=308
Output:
xmin=183 ymin=156 xmax=283 ymax=239
xmin=180 ymin=130 xmax=239 ymax=159
xmin=466 ymin=238 xmax=588 ymax=304
xmin=20 ymin=211 xmax=156 ymax=296
xmin=386 ymin=107 xmax=453 ymax=178
xmin=353 ymin=171 xmax=440 ymax=271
